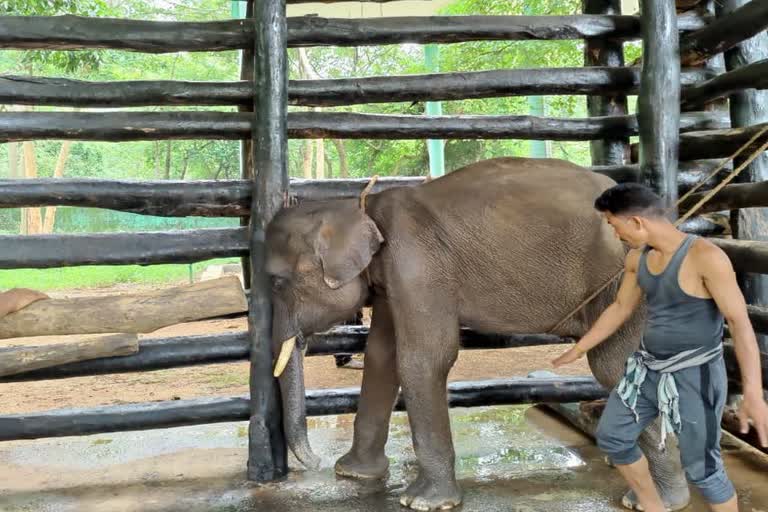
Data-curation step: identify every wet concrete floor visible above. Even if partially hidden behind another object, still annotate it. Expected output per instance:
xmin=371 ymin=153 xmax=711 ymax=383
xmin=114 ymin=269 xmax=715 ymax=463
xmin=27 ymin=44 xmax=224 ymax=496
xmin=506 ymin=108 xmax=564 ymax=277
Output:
xmin=0 ymin=403 xmax=767 ymax=512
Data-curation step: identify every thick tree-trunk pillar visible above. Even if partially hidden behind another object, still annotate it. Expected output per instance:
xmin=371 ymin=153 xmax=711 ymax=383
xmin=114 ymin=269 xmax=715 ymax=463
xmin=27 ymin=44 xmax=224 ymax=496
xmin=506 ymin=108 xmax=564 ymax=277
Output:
xmin=239 ymin=0 xmax=255 ymax=290
xmin=719 ymin=0 xmax=768 ymax=352
xmin=247 ymin=0 xmax=289 ymax=481
xmin=583 ymin=0 xmax=628 ymax=166
xmin=638 ymin=0 xmax=681 ymax=215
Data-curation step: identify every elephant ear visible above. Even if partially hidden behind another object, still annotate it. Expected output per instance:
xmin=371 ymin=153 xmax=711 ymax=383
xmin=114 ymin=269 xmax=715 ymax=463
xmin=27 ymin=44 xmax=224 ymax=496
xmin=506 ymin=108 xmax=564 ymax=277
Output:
xmin=314 ymin=209 xmax=384 ymax=289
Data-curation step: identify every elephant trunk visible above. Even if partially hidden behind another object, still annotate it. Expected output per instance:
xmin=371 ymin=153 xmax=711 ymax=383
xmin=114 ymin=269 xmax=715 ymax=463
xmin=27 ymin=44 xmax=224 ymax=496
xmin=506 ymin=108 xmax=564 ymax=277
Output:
xmin=275 ymin=337 xmax=321 ymax=470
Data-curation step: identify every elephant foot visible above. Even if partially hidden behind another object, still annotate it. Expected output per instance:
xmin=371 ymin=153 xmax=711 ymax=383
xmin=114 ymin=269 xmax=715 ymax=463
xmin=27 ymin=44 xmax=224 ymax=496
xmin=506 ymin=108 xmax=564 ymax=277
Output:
xmin=334 ymin=450 xmax=389 ymax=479
xmin=620 ymin=487 xmax=690 ymax=512
xmin=399 ymin=474 xmax=462 ymax=511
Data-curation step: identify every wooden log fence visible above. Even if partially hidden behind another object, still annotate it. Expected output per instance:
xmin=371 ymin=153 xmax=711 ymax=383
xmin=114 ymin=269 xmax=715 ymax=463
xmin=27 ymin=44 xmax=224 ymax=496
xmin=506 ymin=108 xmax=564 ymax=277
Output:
xmin=0 ymin=228 xmax=248 ymax=269
xmin=0 ymin=111 xmax=727 ymax=143
xmin=0 ymin=68 xmax=714 ymax=108
xmin=0 ymin=217 xmax=733 ymax=271
xmin=681 ymin=58 xmax=768 ymax=108
xmin=0 ymin=13 xmax=708 ymax=53
xmin=3 ymin=316 xmax=767 ymax=384
xmin=0 ymin=376 xmax=608 ymax=442
xmin=680 ymin=0 xmax=768 ymax=66
xmin=0 ymin=327 xmax=569 ymax=383
xmin=1 ymin=0 xmax=767 ymax=465
xmin=0 ymin=163 xmax=734 ymax=216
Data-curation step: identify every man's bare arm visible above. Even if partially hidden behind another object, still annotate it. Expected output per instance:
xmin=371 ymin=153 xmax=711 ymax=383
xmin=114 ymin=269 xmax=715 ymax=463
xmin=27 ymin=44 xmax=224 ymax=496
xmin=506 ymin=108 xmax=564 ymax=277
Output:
xmin=700 ymin=242 xmax=768 ymax=446
xmin=552 ymin=250 xmax=643 ymax=367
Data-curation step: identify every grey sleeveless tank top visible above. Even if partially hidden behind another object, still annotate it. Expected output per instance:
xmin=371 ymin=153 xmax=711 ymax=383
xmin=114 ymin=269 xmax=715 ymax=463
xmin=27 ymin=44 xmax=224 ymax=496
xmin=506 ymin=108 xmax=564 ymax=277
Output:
xmin=636 ymin=234 xmax=724 ymax=357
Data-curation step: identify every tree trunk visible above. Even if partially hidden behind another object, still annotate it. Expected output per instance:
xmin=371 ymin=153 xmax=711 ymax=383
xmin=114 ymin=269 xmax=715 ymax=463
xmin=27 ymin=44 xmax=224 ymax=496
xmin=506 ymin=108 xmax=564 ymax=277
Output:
xmin=164 ymin=140 xmax=173 ymax=180
xmin=153 ymin=141 xmax=161 ymax=179
xmin=333 ymin=139 xmax=348 ymax=178
xmin=179 ymin=151 xmax=190 ymax=180
xmin=0 ymin=276 xmax=248 ymax=340
xmin=0 ymin=333 xmax=139 ymax=378
xmin=302 ymin=140 xmax=313 ymax=178
xmin=8 ymin=142 xmax=18 ymax=178
xmin=22 ymin=141 xmax=43 ymax=235
xmin=315 ymin=138 xmax=325 ymax=179
xmin=324 ymin=146 xmax=333 ymax=178
xmin=42 ymin=140 xmax=72 ymax=234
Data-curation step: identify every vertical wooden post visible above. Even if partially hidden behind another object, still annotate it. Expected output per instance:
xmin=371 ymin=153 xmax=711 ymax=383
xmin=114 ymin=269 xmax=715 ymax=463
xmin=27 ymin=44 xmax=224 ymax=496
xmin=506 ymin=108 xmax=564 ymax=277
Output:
xmin=638 ymin=0 xmax=680 ymax=216
xmin=247 ymin=0 xmax=289 ymax=481
xmin=239 ymin=0 xmax=255 ymax=289
xmin=583 ymin=0 xmax=628 ymax=166
xmin=719 ymin=0 xmax=768 ymax=352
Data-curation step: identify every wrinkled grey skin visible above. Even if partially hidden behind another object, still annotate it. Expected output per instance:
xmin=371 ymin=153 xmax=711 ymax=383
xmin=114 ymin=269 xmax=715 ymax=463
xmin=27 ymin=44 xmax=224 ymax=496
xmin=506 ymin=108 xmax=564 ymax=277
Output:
xmin=266 ymin=157 xmax=691 ymax=511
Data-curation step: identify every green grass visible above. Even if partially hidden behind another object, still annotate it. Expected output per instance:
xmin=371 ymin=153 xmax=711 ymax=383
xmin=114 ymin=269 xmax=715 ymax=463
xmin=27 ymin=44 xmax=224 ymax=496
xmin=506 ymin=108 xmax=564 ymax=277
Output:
xmin=0 ymin=258 xmax=241 ymax=291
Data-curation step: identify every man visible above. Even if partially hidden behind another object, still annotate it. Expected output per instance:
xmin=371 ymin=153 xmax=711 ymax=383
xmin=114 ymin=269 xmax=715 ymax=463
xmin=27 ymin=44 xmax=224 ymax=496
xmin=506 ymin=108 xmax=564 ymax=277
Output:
xmin=552 ymin=183 xmax=768 ymax=512
xmin=0 ymin=288 xmax=47 ymax=319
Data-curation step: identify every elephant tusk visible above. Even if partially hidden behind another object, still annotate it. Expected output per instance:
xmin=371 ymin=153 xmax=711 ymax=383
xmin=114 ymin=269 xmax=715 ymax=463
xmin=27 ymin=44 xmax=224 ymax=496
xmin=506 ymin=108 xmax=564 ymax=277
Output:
xmin=273 ymin=336 xmax=296 ymax=377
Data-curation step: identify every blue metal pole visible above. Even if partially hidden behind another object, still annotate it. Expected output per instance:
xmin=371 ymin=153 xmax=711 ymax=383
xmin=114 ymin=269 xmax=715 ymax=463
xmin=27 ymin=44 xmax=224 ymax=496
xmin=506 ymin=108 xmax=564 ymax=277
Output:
xmin=424 ymin=44 xmax=445 ymax=177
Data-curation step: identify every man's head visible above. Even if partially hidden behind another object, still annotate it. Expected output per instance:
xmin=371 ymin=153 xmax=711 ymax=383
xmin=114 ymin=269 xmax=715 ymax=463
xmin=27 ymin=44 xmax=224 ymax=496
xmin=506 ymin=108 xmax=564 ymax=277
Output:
xmin=594 ymin=183 xmax=667 ymax=248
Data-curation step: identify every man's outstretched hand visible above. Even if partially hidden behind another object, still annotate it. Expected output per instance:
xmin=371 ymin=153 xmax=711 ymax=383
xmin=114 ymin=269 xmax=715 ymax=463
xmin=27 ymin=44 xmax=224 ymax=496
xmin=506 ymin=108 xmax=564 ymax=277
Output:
xmin=737 ymin=392 xmax=768 ymax=447
xmin=551 ymin=346 xmax=585 ymax=368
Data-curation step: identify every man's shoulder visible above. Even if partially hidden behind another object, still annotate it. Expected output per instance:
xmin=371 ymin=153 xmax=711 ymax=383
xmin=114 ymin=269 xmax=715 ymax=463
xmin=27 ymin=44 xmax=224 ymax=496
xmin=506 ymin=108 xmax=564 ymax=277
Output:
xmin=689 ymin=237 xmax=732 ymax=273
xmin=624 ymin=247 xmax=643 ymax=271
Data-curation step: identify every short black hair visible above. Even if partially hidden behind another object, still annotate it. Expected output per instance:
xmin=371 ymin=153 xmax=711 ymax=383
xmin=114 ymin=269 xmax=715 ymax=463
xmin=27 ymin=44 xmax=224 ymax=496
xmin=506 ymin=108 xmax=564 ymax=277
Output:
xmin=594 ymin=183 xmax=665 ymax=217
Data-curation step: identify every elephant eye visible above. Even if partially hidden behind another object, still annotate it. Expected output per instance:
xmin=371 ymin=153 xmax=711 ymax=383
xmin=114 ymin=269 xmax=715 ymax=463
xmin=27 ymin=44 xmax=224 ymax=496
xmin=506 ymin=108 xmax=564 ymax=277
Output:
xmin=270 ymin=275 xmax=289 ymax=291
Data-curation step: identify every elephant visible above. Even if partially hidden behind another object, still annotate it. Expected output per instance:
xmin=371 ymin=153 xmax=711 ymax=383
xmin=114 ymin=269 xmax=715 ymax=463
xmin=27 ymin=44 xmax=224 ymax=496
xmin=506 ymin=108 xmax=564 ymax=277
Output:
xmin=265 ymin=156 xmax=692 ymax=511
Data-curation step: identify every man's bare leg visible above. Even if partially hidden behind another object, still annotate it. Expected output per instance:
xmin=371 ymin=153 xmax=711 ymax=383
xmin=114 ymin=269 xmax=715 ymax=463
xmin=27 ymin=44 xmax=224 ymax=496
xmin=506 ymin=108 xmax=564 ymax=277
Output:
xmin=615 ymin=455 xmax=667 ymax=512
xmin=709 ymin=495 xmax=738 ymax=512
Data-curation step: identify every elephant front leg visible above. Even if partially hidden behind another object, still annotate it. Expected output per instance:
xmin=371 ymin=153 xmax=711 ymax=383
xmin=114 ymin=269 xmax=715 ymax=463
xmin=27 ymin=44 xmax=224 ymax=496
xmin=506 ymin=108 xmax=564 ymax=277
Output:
xmin=394 ymin=300 xmax=462 ymax=511
xmin=335 ymin=298 xmax=399 ymax=480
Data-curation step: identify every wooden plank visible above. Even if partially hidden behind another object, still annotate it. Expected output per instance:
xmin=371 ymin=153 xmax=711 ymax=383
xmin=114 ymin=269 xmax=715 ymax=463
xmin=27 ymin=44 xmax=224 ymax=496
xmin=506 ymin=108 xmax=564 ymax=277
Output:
xmin=0 ymin=334 xmax=138 ymax=377
xmin=0 ymin=276 xmax=248 ymax=340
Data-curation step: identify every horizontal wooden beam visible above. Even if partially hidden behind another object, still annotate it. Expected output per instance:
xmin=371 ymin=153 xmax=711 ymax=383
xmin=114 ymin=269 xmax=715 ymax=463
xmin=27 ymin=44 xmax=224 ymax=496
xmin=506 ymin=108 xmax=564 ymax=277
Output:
xmin=0 ymin=376 xmax=607 ymax=441
xmin=0 ymin=227 xmax=247 ymax=269
xmin=0 ymin=326 xmax=570 ymax=382
xmin=0 ymin=111 xmax=726 ymax=142
xmin=681 ymin=58 xmax=768 ymax=108
xmin=0 ymin=13 xmax=708 ymax=53
xmin=0 ymin=68 xmax=714 ymax=108
xmin=680 ymin=0 xmax=768 ymax=66
xmin=8 ymin=303 xmax=768 ymax=383
xmin=677 ymin=122 xmax=768 ymax=161
xmin=0 ymin=164 xmax=732 ymax=218
xmin=0 ymin=178 xmax=252 ymax=217
xmin=680 ymin=180 xmax=768 ymax=214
